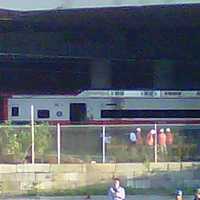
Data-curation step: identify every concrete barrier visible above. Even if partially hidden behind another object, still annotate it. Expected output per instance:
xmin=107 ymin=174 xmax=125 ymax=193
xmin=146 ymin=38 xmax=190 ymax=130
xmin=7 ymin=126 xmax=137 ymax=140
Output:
xmin=0 ymin=162 xmax=199 ymax=195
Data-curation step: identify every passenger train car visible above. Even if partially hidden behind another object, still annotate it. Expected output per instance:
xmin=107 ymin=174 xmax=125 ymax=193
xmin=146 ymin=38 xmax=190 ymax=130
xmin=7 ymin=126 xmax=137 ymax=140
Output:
xmin=1 ymin=90 xmax=200 ymax=124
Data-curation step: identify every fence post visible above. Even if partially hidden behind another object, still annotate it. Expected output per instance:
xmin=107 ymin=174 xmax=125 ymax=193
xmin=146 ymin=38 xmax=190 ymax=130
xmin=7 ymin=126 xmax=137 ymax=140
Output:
xmin=102 ymin=125 xmax=106 ymax=163
xmin=154 ymin=123 xmax=158 ymax=163
xmin=57 ymin=123 xmax=61 ymax=164
xmin=31 ymin=105 xmax=35 ymax=164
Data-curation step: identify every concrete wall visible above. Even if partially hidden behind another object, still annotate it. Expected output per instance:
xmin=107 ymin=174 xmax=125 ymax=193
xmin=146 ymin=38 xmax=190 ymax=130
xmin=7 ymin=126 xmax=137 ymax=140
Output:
xmin=0 ymin=162 xmax=199 ymax=195
xmin=153 ymin=60 xmax=175 ymax=89
xmin=90 ymin=59 xmax=111 ymax=89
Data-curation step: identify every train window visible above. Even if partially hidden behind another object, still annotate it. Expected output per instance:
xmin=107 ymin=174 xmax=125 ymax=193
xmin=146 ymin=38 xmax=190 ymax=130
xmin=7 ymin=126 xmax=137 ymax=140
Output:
xmin=12 ymin=107 xmax=19 ymax=117
xmin=101 ymin=110 xmax=200 ymax=118
xmin=37 ymin=110 xmax=50 ymax=118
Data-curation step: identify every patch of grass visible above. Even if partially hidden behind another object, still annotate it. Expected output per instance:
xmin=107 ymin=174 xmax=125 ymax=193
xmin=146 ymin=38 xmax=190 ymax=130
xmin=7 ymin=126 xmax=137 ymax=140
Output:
xmin=25 ymin=183 xmax=109 ymax=196
xmin=24 ymin=186 xmax=196 ymax=196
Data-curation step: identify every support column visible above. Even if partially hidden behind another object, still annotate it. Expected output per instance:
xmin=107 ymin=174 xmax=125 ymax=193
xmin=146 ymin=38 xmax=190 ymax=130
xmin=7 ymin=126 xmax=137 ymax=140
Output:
xmin=153 ymin=59 xmax=175 ymax=89
xmin=90 ymin=59 xmax=111 ymax=89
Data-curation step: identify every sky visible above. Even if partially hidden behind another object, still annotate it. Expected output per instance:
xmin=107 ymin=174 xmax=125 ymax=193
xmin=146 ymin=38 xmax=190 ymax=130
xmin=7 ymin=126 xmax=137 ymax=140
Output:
xmin=0 ymin=0 xmax=63 ymax=10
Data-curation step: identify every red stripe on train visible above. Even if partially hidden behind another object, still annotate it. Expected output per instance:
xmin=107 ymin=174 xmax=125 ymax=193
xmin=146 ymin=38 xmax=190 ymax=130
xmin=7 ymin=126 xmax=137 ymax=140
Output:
xmin=48 ymin=119 xmax=200 ymax=125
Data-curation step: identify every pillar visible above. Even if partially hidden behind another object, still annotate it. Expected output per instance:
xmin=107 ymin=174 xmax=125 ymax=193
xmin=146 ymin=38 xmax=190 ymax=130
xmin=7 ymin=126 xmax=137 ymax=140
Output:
xmin=90 ymin=59 xmax=111 ymax=89
xmin=153 ymin=59 xmax=175 ymax=89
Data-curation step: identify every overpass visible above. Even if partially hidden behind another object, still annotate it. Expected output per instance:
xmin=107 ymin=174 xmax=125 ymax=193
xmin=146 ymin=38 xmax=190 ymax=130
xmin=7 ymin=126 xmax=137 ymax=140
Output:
xmin=0 ymin=4 xmax=200 ymax=92
xmin=60 ymin=0 xmax=200 ymax=8
xmin=0 ymin=4 xmax=200 ymax=59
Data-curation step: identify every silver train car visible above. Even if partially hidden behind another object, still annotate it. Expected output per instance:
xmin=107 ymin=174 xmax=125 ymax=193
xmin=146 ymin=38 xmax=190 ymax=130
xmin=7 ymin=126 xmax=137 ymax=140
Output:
xmin=2 ymin=90 xmax=200 ymax=124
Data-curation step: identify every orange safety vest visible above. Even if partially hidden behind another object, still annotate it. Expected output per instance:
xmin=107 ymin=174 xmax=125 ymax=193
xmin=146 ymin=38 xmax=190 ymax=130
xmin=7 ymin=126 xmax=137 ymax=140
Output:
xmin=136 ymin=132 xmax=143 ymax=145
xmin=158 ymin=133 xmax=166 ymax=145
xmin=166 ymin=132 xmax=174 ymax=145
xmin=146 ymin=132 xmax=154 ymax=146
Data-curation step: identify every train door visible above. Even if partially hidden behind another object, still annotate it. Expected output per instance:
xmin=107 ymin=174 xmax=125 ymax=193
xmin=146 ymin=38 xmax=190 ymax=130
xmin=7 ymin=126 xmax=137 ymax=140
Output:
xmin=70 ymin=103 xmax=87 ymax=123
xmin=0 ymin=96 xmax=4 ymax=121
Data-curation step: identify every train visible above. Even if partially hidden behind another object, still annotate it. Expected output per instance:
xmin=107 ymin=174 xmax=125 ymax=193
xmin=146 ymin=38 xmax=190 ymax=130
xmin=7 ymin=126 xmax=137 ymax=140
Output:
xmin=1 ymin=90 xmax=200 ymax=124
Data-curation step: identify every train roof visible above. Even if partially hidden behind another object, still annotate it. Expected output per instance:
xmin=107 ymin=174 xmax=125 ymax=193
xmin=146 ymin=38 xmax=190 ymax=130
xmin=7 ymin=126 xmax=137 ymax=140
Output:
xmin=7 ymin=90 xmax=200 ymax=99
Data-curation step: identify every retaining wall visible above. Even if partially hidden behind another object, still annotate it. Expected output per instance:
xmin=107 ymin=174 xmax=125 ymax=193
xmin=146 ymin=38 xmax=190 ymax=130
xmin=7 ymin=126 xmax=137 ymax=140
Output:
xmin=0 ymin=162 xmax=199 ymax=195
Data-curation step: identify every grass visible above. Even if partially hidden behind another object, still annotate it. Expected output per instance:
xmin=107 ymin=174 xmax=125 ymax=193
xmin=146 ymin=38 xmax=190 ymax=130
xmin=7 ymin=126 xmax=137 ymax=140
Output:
xmin=25 ymin=185 xmax=196 ymax=197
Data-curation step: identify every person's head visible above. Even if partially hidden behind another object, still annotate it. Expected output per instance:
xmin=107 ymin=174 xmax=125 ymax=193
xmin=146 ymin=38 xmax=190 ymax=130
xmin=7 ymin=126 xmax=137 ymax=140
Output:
xmin=136 ymin=127 xmax=141 ymax=132
xmin=195 ymin=188 xmax=200 ymax=199
xmin=175 ymin=189 xmax=183 ymax=200
xmin=159 ymin=128 xmax=164 ymax=134
xmin=113 ymin=178 xmax=120 ymax=188
xmin=166 ymin=128 xmax=171 ymax=133
xmin=150 ymin=129 xmax=155 ymax=135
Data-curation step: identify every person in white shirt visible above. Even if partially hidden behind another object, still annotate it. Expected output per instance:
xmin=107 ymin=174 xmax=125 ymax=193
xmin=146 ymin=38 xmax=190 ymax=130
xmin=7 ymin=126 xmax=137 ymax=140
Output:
xmin=175 ymin=189 xmax=183 ymax=200
xmin=129 ymin=132 xmax=136 ymax=143
xmin=194 ymin=188 xmax=200 ymax=200
xmin=108 ymin=178 xmax=125 ymax=200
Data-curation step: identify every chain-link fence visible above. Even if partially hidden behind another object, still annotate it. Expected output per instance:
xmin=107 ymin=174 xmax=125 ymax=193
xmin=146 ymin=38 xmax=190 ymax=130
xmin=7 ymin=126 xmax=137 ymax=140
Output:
xmin=105 ymin=124 xmax=200 ymax=163
xmin=60 ymin=126 xmax=102 ymax=163
xmin=0 ymin=123 xmax=200 ymax=164
xmin=0 ymin=125 xmax=31 ymax=164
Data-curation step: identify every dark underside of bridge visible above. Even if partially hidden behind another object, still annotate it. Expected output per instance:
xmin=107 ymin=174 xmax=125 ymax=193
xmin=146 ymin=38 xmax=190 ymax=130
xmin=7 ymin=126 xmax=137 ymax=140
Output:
xmin=0 ymin=4 xmax=200 ymax=93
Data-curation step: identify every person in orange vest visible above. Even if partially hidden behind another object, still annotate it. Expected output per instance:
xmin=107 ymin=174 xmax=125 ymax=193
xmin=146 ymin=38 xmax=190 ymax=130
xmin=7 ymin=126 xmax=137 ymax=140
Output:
xmin=136 ymin=127 xmax=143 ymax=145
xmin=146 ymin=129 xmax=155 ymax=146
xmin=158 ymin=128 xmax=167 ymax=154
xmin=166 ymin=128 xmax=174 ymax=146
